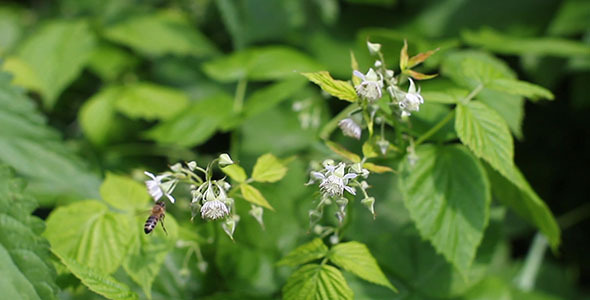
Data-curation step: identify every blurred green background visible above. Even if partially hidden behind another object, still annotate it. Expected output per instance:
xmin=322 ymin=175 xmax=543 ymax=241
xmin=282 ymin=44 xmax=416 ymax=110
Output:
xmin=0 ymin=0 xmax=589 ymax=299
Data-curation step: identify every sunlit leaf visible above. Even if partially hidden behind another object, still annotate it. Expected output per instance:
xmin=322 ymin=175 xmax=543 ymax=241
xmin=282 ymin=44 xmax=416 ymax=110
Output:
xmin=115 ymin=82 xmax=189 ymax=121
xmin=362 ymin=162 xmax=395 ymax=174
xmin=278 ymin=238 xmax=328 ymax=267
xmin=252 ymin=153 xmax=288 ymax=183
xmin=301 ymin=71 xmax=357 ymax=102
xmin=325 ymin=141 xmax=361 ymax=163
xmin=487 ymin=78 xmax=554 ymax=101
xmin=222 ymin=164 xmax=248 ymax=183
xmin=44 ymin=200 xmax=132 ymax=274
xmin=329 ymin=241 xmax=396 ymax=291
xmin=283 ymin=264 xmax=353 ymax=300
xmin=240 ymin=183 xmax=274 ymax=210
xmin=100 ymin=173 xmax=150 ymax=212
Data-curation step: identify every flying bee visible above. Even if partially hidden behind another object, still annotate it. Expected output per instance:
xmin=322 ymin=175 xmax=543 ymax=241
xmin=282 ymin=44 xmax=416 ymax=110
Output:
xmin=144 ymin=200 xmax=167 ymax=235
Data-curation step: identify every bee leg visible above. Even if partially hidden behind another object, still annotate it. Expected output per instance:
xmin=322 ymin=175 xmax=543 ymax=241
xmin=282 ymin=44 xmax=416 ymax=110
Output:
xmin=161 ymin=215 xmax=168 ymax=235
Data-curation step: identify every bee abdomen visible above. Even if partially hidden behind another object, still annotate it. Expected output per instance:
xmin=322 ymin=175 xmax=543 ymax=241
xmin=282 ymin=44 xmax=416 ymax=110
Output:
xmin=144 ymin=216 xmax=158 ymax=234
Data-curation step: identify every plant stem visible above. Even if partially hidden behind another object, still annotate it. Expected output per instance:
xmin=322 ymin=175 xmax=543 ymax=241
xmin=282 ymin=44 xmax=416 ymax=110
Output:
xmin=415 ymin=110 xmax=455 ymax=145
xmin=233 ymin=78 xmax=247 ymax=113
xmin=319 ymin=103 xmax=360 ymax=140
xmin=515 ymin=233 xmax=547 ymax=291
xmin=463 ymin=83 xmax=483 ymax=104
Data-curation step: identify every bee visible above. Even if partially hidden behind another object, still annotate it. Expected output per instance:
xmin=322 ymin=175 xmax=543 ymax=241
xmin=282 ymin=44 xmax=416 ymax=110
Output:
xmin=144 ymin=200 xmax=167 ymax=235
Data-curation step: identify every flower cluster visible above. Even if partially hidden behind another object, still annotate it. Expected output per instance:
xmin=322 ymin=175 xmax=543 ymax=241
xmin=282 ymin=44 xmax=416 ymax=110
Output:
xmin=307 ymin=160 xmax=376 ymax=228
xmin=143 ymin=153 xmax=240 ymax=239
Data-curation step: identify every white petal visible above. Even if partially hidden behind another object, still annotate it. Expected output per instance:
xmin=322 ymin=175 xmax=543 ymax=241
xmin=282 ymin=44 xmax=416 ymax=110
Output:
xmin=144 ymin=171 xmax=157 ymax=180
xmin=165 ymin=193 xmax=175 ymax=204
xmin=353 ymin=70 xmax=366 ymax=80
xmin=311 ymin=171 xmax=325 ymax=180
xmin=344 ymin=185 xmax=356 ymax=195
xmin=343 ymin=173 xmax=357 ymax=180
xmin=407 ymin=78 xmax=417 ymax=94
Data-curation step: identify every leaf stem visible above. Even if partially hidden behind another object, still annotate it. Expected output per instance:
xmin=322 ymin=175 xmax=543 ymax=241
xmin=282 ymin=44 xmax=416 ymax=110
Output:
xmin=515 ymin=233 xmax=547 ymax=291
xmin=234 ymin=78 xmax=248 ymax=113
xmin=462 ymin=83 xmax=484 ymax=104
xmin=415 ymin=110 xmax=455 ymax=145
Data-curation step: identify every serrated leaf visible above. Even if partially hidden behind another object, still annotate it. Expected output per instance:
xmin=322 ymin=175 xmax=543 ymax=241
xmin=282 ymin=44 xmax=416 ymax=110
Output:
xmin=221 ymin=164 xmax=247 ymax=183
xmin=325 ymin=141 xmax=361 ymax=163
xmin=87 ymin=43 xmax=139 ymax=81
xmin=44 ymin=200 xmax=132 ymax=274
xmin=301 ymin=71 xmax=357 ymax=102
xmin=56 ymin=253 xmax=138 ymax=300
xmin=398 ymin=145 xmax=490 ymax=274
xmin=487 ymin=78 xmax=554 ymax=101
xmin=442 ymin=51 xmax=515 ymax=90
xmin=4 ymin=19 xmax=96 ymax=108
xmin=0 ymin=72 xmax=101 ymax=203
xmin=145 ymin=93 xmax=233 ymax=147
xmin=103 ymin=10 xmax=216 ymax=57
xmin=478 ymin=89 xmax=524 ymax=139
xmin=240 ymin=183 xmax=274 ymax=210
xmin=362 ymin=162 xmax=395 ymax=174
xmin=462 ymin=27 xmax=590 ymax=57
xmin=283 ymin=264 xmax=353 ymax=300
xmin=455 ymin=101 xmax=515 ymax=184
xmin=329 ymin=241 xmax=396 ymax=291
xmin=278 ymin=238 xmax=328 ymax=267
xmin=115 ymin=82 xmax=189 ymax=121
xmin=0 ymin=165 xmax=58 ymax=300
xmin=100 ymin=173 xmax=150 ymax=212
xmin=124 ymin=215 xmax=178 ymax=299
xmin=252 ymin=153 xmax=288 ymax=183
xmin=485 ymin=164 xmax=560 ymax=249
xmin=203 ymin=46 xmax=321 ymax=82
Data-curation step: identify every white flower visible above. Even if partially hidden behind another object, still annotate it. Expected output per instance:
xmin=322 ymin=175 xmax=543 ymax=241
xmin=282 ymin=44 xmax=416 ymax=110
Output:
xmin=353 ymin=69 xmax=384 ymax=103
xmin=338 ymin=118 xmax=361 ymax=140
xmin=144 ymin=171 xmax=177 ymax=203
xmin=200 ymin=199 xmax=229 ymax=220
xmin=398 ymin=78 xmax=424 ymax=117
xmin=312 ymin=163 xmax=357 ymax=198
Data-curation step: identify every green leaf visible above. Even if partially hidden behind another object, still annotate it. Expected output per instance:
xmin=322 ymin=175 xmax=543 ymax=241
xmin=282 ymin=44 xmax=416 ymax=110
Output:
xmin=455 ymin=101 xmax=515 ymax=184
xmin=329 ymin=241 xmax=396 ymax=291
xmin=362 ymin=162 xmax=395 ymax=174
xmin=4 ymin=19 xmax=96 ymax=108
xmin=485 ymin=164 xmax=560 ymax=249
xmin=283 ymin=264 xmax=353 ymax=300
xmin=301 ymin=71 xmax=358 ymax=102
xmin=462 ymin=27 xmax=590 ymax=57
xmin=421 ymin=88 xmax=469 ymax=104
xmin=123 ymin=215 xmax=178 ymax=299
xmin=145 ymin=93 xmax=233 ymax=147
xmin=0 ymin=72 xmax=101 ymax=202
xmin=87 ymin=43 xmax=139 ymax=81
xmin=0 ymin=165 xmax=58 ymax=300
xmin=44 ymin=200 xmax=133 ymax=274
xmin=478 ymin=89 xmax=525 ymax=140
xmin=102 ymin=10 xmax=216 ymax=57
xmin=115 ymin=82 xmax=189 ymax=121
xmin=486 ymin=78 xmax=554 ymax=101
xmin=548 ymin=0 xmax=590 ymax=36
xmin=243 ymin=77 xmax=308 ymax=119
xmin=79 ymin=86 xmax=125 ymax=146
xmin=361 ymin=141 xmax=379 ymax=159
xmin=398 ymin=145 xmax=491 ymax=274
xmin=202 ymin=46 xmax=321 ymax=82
xmin=221 ymin=164 xmax=248 ymax=183
xmin=100 ymin=173 xmax=150 ymax=212
xmin=278 ymin=238 xmax=328 ymax=267
xmin=325 ymin=141 xmax=361 ymax=163
xmin=442 ymin=51 xmax=515 ymax=90
xmin=56 ymin=253 xmax=138 ymax=300
xmin=252 ymin=153 xmax=288 ymax=183
xmin=240 ymin=183 xmax=274 ymax=210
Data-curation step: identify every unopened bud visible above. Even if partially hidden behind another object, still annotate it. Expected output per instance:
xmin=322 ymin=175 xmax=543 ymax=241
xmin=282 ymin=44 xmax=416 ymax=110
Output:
xmin=170 ymin=163 xmax=182 ymax=172
xmin=361 ymin=197 xmax=376 ymax=218
xmin=367 ymin=41 xmax=382 ymax=55
xmin=218 ymin=153 xmax=234 ymax=167
xmin=338 ymin=118 xmax=362 ymax=140
xmin=187 ymin=161 xmax=197 ymax=171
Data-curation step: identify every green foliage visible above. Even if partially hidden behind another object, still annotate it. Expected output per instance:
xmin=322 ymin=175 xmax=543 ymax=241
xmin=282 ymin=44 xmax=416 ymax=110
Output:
xmin=3 ymin=19 xmax=96 ymax=108
xmin=0 ymin=72 xmax=100 ymax=202
xmin=56 ymin=254 xmax=138 ymax=300
xmin=399 ymin=145 xmax=490 ymax=275
xmin=283 ymin=264 xmax=353 ymax=300
xmin=301 ymin=71 xmax=358 ymax=102
xmin=278 ymin=238 xmax=329 ymax=267
xmin=251 ymin=153 xmax=288 ymax=183
xmin=240 ymin=183 xmax=273 ymax=210
xmin=0 ymin=165 xmax=58 ymax=300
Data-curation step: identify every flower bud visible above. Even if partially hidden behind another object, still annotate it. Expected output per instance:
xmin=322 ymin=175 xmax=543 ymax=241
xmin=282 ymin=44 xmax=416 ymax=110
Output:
xmin=249 ymin=205 xmax=264 ymax=229
xmin=376 ymin=139 xmax=389 ymax=155
xmin=338 ymin=118 xmax=361 ymax=140
xmin=170 ymin=163 xmax=182 ymax=172
xmin=361 ymin=196 xmax=376 ymax=218
xmin=374 ymin=60 xmax=383 ymax=68
xmin=187 ymin=161 xmax=197 ymax=171
xmin=222 ymin=215 xmax=240 ymax=240
xmin=367 ymin=41 xmax=382 ymax=55
xmin=218 ymin=153 xmax=234 ymax=167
